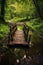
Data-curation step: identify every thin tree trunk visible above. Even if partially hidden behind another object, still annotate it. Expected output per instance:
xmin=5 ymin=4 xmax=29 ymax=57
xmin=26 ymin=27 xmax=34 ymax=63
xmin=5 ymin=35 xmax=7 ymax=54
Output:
xmin=33 ymin=0 xmax=43 ymax=20
xmin=0 ymin=0 xmax=6 ymax=23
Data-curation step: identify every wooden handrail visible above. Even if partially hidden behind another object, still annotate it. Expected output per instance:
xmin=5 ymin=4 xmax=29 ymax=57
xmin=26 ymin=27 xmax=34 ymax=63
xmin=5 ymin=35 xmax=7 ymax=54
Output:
xmin=23 ymin=24 xmax=31 ymax=43
xmin=8 ymin=24 xmax=17 ymax=43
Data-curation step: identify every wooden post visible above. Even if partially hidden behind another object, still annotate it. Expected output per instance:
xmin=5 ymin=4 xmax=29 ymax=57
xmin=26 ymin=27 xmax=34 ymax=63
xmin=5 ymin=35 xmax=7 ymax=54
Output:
xmin=8 ymin=23 xmax=17 ymax=44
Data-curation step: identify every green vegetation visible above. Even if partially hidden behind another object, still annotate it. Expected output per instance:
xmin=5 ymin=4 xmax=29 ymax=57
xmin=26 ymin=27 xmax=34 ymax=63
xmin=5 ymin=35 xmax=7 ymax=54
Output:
xmin=0 ymin=24 xmax=9 ymax=39
xmin=17 ymin=26 xmax=23 ymax=30
xmin=0 ymin=0 xmax=43 ymax=43
xmin=4 ymin=0 xmax=37 ymax=22
xmin=0 ymin=0 xmax=43 ymax=59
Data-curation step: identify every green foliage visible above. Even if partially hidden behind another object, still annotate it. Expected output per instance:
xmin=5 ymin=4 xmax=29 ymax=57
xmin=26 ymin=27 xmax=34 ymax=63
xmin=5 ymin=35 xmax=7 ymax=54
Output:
xmin=4 ymin=0 xmax=37 ymax=22
xmin=26 ymin=18 xmax=43 ymax=44
xmin=10 ymin=17 xmax=26 ymax=22
xmin=0 ymin=24 xmax=9 ymax=39
xmin=0 ymin=0 xmax=43 ymax=47
xmin=0 ymin=0 xmax=43 ymax=43
xmin=0 ymin=1 xmax=43 ymax=63
xmin=26 ymin=18 xmax=43 ymax=33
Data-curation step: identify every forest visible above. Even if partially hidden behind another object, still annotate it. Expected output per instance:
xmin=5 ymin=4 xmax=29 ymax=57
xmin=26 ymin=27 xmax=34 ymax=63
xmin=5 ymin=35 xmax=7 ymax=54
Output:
xmin=0 ymin=0 xmax=43 ymax=65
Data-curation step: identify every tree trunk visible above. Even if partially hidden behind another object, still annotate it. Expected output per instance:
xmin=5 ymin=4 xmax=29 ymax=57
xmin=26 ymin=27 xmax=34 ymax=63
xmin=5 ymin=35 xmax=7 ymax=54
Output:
xmin=0 ymin=0 xmax=6 ymax=23
xmin=33 ymin=0 xmax=43 ymax=20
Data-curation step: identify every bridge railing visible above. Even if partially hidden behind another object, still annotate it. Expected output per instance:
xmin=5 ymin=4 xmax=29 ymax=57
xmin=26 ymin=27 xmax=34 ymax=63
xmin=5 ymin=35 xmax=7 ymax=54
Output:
xmin=8 ymin=23 xmax=17 ymax=43
xmin=23 ymin=24 xmax=31 ymax=44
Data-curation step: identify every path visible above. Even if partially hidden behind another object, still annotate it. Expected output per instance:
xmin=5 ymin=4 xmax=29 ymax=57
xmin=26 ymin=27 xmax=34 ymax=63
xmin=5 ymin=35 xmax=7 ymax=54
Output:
xmin=9 ymin=29 xmax=28 ymax=45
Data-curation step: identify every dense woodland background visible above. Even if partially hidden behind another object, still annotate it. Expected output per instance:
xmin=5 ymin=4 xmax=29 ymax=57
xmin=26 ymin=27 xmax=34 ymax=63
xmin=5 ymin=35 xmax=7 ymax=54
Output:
xmin=0 ymin=0 xmax=43 ymax=44
xmin=0 ymin=0 xmax=43 ymax=65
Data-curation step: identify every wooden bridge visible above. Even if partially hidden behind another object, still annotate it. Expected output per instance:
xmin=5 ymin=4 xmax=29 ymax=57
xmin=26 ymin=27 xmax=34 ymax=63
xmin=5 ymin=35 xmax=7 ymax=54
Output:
xmin=7 ymin=23 xmax=31 ymax=48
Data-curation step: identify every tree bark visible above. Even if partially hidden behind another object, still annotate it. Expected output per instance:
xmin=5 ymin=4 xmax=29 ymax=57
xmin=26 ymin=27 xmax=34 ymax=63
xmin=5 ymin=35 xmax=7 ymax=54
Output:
xmin=33 ymin=0 xmax=43 ymax=20
xmin=0 ymin=0 xmax=6 ymax=23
